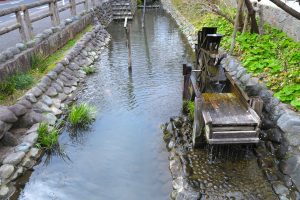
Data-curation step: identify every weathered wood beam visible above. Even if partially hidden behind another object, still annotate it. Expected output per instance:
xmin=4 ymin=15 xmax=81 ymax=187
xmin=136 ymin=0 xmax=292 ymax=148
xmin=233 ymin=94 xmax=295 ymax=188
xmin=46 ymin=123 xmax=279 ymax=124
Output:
xmin=69 ymin=0 xmax=76 ymax=16
xmin=0 ymin=23 xmax=21 ymax=36
xmin=49 ymin=0 xmax=60 ymax=26
xmin=15 ymin=11 xmax=26 ymax=42
xmin=23 ymin=9 xmax=34 ymax=40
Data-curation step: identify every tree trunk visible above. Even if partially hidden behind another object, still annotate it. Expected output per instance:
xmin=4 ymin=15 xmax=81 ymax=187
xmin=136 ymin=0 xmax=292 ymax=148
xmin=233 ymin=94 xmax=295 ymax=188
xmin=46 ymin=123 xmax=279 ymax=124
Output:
xmin=258 ymin=4 xmax=264 ymax=35
xmin=238 ymin=0 xmax=244 ymax=32
xmin=269 ymin=0 xmax=300 ymax=20
xmin=244 ymin=0 xmax=259 ymax=34
xmin=230 ymin=0 xmax=244 ymax=54
xmin=242 ymin=12 xmax=250 ymax=33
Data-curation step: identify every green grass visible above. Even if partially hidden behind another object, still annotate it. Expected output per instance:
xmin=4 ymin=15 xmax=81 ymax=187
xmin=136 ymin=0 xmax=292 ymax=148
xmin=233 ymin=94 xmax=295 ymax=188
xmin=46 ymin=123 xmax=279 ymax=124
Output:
xmin=83 ymin=65 xmax=96 ymax=75
xmin=172 ymin=0 xmax=300 ymax=111
xmin=36 ymin=122 xmax=59 ymax=150
xmin=183 ymin=100 xmax=195 ymax=120
xmin=67 ymin=103 xmax=96 ymax=128
xmin=0 ymin=25 xmax=93 ymax=106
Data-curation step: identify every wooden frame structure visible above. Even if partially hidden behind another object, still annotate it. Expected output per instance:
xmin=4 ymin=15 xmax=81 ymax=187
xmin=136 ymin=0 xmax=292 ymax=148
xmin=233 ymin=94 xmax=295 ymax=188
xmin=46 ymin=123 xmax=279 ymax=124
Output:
xmin=0 ymin=0 xmax=97 ymax=43
xmin=183 ymin=27 xmax=262 ymax=146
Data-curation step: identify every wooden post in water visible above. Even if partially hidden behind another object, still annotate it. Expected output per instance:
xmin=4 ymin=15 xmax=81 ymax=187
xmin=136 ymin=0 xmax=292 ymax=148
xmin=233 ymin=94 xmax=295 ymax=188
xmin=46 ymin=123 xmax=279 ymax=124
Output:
xmin=182 ymin=64 xmax=192 ymax=100
xmin=124 ymin=17 xmax=132 ymax=69
xmin=142 ymin=0 xmax=146 ymax=28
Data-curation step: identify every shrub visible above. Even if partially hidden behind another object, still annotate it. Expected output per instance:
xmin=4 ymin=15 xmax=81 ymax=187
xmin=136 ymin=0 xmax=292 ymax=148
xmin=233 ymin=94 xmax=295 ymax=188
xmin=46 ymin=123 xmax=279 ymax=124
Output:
xmin=67 ymin=103 xmax=96 ymax=127
xmin=36 ymin=122 xmax=59 ymax=150
xmin=83 ymin=66 xmax=96 ymax=75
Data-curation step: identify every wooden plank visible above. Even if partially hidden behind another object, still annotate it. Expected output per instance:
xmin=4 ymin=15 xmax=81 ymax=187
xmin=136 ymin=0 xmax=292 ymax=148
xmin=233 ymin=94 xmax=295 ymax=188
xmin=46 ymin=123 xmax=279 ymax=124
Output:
xmin=212 ymin=126 xmax=255 ymax=131
xmin=190 ymin=72 xmax=201 ymax=98
xmin=193 ymin=96 xmax=204 ymax=147
xmin=212 ymin=130 xmax=257 ymax=139
xmin=203 ymin=111 xmax=212 ymax=139
xmin=207 ymin=137 xmax=260 ymax=144
xmin=225 ymin=72 xmax=249 ymax=106
xmin=202 ymin=93 xmax=257 ymax=126
xmin=250 ymin=96 xmax=263 ymax=117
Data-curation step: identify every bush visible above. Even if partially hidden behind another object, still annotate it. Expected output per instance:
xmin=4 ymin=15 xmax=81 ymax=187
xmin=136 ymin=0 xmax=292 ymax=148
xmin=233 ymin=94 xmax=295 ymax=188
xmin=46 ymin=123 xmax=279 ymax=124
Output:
xmin=36 ymin=122 xmax=59 ymax=150
xmin=67 ymin=103 xmax=96 ymax=127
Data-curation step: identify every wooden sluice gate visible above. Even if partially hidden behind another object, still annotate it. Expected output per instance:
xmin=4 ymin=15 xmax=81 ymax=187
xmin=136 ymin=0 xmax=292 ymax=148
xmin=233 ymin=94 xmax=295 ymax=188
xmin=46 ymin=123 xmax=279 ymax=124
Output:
xmin=183 ymin=27 xmax=263 ymax=147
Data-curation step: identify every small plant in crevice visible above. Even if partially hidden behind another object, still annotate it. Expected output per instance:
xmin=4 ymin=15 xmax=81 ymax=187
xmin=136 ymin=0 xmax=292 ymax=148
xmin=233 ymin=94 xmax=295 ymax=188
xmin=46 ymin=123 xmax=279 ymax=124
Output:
xmin=183 ymin=100 xmax=195 ymax=121
xmin=36 ymin=122 xmax=59 ymax=150
xmin=83 ymin=65 xmax=96 ymax=75
xmin=67 ymin=103 xmax=97 ymax=128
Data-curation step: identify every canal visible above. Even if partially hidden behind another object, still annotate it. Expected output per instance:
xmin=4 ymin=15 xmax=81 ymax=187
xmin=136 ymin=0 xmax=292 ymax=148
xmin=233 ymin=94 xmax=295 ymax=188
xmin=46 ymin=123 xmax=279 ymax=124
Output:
xmin=16 ymin=9 xmax=193 ymax=200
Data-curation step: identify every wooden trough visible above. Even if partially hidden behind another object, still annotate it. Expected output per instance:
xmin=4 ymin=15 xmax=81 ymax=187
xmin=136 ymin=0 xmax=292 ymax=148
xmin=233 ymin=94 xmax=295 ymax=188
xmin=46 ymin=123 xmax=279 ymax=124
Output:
xmin=183 ymin=27 xmax=263 ymax=146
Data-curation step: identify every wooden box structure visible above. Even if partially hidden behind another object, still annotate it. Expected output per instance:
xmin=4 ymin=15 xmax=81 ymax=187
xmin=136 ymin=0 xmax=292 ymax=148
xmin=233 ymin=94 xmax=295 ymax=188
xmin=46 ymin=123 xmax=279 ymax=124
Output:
xmin=183 ymin=27 xmax=262 ymax=146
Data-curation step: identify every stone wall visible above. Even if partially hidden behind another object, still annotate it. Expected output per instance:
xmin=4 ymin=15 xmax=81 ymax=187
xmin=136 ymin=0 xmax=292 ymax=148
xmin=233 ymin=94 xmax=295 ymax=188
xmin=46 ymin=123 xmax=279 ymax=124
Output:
xmin=161 ymin=0 xmax=300 ymax=198
xmin=0 ymin=2 xmax=113 ymax=198
xmin=0 ymin=1 xmax=113 ymax=81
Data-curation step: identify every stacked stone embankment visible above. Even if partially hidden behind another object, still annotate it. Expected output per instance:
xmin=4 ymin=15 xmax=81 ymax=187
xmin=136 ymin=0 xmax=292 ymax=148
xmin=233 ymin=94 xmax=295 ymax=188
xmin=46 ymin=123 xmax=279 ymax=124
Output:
xmin=161 ymin=0 xmax=300 ymax=198
xmin=0 ymin=1 xmax=113 ymax=81
xmin=0 ymin=2 xmax=113 ymax=198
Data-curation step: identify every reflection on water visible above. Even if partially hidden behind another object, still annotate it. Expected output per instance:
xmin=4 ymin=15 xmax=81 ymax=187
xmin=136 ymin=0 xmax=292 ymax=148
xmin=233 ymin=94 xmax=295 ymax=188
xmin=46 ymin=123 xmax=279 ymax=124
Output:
xmin=18 ymin=9 xmax=193 ymax=200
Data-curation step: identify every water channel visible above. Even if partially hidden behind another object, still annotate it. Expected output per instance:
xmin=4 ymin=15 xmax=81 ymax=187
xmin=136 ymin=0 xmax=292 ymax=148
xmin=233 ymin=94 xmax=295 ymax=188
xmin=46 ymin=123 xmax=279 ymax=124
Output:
xmin=14 ymin=9 xmax=276 ymax=200
xmin=16 ymin=9 xmax=193 ymax=200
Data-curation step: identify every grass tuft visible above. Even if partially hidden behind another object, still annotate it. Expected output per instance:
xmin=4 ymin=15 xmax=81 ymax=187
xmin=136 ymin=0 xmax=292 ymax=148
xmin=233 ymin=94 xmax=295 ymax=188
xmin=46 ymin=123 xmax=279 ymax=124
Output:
xmin=67 ymin=103 xmax=96 ymax=128
xmin=83 ymin=65 xmax=96 ymax=75
xmin=36 ymin=122 xmax=59 ymax=150
xmin=183 ymin=100 xmax=194 ymax=120
xmin=30 ymin=54 xmax=47 ymax=73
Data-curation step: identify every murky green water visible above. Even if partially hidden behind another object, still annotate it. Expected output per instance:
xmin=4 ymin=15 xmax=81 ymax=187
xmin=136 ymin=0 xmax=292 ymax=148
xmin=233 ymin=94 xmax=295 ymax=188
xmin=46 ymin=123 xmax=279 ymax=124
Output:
xmin=17 ymin=9 xmax=193 ymax=200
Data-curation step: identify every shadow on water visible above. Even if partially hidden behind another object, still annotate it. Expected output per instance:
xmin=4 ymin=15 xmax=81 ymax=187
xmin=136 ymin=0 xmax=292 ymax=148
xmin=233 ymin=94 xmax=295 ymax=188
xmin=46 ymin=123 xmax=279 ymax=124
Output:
xmin=16 ymin=9 xmax=194 ymax=200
